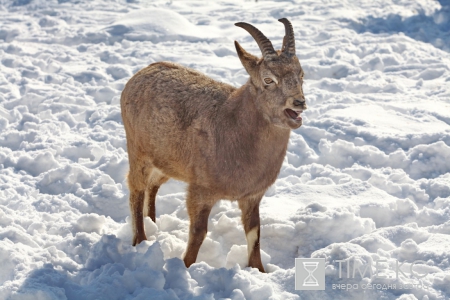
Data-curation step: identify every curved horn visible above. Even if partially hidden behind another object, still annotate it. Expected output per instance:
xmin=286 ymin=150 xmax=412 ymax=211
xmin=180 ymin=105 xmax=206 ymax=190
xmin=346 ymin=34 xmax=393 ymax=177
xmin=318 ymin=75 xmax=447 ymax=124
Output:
xmin=278 ymin=18 xmax=295 ymax=56
xmin=235 ymin=22 xmax=276 ymax=57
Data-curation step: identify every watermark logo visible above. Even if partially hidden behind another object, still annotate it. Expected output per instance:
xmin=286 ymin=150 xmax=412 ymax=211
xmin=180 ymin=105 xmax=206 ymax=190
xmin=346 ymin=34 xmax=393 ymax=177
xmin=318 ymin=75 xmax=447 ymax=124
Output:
xmin=334 ymin=258 xmax=428 ymax=280
xmin=295 ymin=258 xmax=325 ymax=290
xmin=295 ymin=256 xmax=434 ymax=291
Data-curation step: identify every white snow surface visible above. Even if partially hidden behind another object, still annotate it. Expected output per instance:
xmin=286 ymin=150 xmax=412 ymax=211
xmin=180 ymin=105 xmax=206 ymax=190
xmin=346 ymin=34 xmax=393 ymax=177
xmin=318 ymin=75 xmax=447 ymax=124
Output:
xmin=1 ymin=0 xmax=450 ymax=299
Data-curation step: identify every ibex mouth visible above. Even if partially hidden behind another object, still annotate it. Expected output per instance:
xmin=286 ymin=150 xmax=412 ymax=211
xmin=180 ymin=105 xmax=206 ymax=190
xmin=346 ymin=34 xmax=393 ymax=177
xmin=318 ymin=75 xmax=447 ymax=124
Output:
xmin=284 ymin=108 xmax=302 ymax=121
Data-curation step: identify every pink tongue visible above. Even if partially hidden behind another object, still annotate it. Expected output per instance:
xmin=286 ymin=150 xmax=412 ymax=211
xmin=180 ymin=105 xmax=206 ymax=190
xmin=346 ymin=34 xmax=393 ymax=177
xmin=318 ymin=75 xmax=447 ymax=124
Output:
xmin=286 ymin=109 xmax=298 ymax=119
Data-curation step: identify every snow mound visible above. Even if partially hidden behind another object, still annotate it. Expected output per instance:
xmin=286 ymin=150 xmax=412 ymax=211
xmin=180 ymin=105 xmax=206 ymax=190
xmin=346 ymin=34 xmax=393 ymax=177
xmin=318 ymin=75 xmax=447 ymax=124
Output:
xmin=106 ymin=8 xmax=221 ymax=42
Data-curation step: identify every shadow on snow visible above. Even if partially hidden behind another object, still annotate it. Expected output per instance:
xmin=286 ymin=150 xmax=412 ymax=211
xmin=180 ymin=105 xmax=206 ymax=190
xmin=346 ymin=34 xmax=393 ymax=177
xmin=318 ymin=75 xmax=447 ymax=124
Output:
xmin=346 ymin=0 xmax=450 ymax=52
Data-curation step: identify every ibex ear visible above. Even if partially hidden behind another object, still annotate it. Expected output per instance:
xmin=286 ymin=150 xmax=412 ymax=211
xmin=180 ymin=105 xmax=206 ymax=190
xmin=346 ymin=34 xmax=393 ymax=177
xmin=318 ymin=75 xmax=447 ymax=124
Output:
xmin=235 ymin=41 xmax=259 ymax=77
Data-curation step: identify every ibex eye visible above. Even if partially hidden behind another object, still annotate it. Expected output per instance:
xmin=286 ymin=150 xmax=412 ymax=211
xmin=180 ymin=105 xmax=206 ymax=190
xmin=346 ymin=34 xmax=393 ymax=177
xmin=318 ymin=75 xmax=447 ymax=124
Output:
xmin=264 ymin=78 xmax=273 ymax=84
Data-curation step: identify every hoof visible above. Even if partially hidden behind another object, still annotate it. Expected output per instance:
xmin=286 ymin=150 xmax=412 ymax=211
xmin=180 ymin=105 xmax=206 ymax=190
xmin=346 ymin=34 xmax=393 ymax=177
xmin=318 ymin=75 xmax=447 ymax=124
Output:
xmin=132 ymin=234 xmax=147 ymax=246
xmin=249 ymin=263 xmax=265 ymax=273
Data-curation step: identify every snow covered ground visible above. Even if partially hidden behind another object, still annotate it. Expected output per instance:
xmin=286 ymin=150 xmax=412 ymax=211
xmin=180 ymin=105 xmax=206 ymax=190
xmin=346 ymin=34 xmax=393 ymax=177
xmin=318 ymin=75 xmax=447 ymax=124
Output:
xmin=1 ymin=0 xmax=450 ymax=299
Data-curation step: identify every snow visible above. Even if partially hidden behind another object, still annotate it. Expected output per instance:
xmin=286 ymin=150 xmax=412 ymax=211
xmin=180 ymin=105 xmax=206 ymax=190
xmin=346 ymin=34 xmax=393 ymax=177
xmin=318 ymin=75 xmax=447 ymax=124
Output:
xmin=0 ymin=0 xmax=449 ymax=299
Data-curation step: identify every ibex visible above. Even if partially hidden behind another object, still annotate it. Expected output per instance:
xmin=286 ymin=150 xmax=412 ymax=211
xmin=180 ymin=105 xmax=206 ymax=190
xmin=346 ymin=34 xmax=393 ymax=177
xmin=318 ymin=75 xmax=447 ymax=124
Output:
xmin=120 ymin=18 xmax=306 ymax=272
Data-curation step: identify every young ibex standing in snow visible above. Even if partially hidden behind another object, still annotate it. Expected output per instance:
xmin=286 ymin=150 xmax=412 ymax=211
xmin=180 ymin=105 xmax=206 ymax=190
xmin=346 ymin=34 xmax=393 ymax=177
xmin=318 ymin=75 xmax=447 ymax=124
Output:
xmin=121 ymin=18 xmax=306 ymax=272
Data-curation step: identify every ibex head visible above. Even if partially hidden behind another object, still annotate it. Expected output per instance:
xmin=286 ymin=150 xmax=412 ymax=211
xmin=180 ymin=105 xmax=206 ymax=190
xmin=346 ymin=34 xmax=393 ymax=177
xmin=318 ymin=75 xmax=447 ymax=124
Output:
xmin=235 ymin=18 xmax=306 ymax=129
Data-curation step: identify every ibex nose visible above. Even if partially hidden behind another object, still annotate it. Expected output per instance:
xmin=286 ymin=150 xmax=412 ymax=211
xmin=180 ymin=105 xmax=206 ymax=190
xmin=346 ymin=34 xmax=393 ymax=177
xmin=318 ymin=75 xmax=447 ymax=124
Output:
xmin=293 ymin=99 xmax=306 ymax=107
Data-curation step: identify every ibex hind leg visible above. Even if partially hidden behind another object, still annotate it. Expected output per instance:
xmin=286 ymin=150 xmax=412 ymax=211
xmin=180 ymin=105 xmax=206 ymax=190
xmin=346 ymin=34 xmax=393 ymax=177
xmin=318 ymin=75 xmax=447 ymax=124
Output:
xmin=127 ymin=157 xmax=153 ymax=246
xmin=130 ymin=190 xmax=146 ymax=246
xmin=144 ymin=168 xmax=169 ymax=223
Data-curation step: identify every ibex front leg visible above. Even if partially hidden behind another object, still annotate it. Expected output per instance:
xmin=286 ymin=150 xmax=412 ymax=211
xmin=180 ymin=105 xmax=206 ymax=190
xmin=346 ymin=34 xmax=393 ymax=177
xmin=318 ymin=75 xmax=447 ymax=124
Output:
xmin=183 ymin=185 xmax=215 ymax=268
xmin=239 ymin=197 xmax=265 ymax=272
